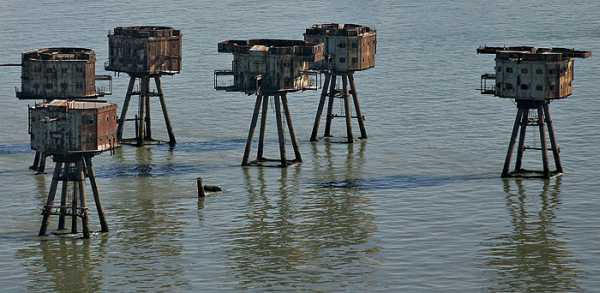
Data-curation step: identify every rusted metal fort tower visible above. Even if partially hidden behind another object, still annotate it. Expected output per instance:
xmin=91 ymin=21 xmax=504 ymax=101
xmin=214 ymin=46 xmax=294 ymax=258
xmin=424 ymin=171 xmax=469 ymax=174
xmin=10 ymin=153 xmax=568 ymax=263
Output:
xmin=6 ymin=48 xmax=111 ymax=173
xmin=215 ymin=39 xmax=323 ymax=167
xmin=105 ymin=26 xmax=181 ymax=146
xmin=304 ymin=24 xmax=376 ymax=143
xmin=478 ymin=46 xmax=591 ymax=178
xmin=33 ymin=100 xmax=118 ymax=238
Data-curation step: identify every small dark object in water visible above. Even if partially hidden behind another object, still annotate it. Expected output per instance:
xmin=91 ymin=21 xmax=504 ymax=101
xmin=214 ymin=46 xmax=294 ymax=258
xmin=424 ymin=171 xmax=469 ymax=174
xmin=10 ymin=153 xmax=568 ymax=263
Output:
xmin=196 ymin=177 xmax=205 ymax=197
xmin=197 ymin=177 xmax=222 ymax=197
xmin=203 ymin=185 xmax=222 ymax=192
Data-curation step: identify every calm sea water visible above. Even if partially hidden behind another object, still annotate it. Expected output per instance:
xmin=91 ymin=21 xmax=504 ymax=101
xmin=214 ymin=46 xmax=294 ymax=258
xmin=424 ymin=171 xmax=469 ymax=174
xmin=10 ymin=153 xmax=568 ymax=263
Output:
xmin=1 ymin=0 xmax=600 ymax=291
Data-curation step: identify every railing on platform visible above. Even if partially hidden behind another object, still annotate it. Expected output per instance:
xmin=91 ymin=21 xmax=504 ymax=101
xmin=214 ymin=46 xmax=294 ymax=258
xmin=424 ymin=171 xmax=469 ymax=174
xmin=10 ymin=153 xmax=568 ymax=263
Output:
xmin=480 ymin=73 xmax=496 ymax=95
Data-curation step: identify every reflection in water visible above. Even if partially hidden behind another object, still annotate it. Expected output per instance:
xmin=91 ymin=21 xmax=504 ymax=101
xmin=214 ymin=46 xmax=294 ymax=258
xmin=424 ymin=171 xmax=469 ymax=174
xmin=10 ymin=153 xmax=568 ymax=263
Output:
xmin=228 ymin=141 xmax=378 ymax=289
xmin=301 ymin=141 xmax=378 ymax=283
xmin=16 ymin=236 xmax=108 ymax=293
xmin=108 ymin=147 xmax=188 ymax=290
xmin=311 ymin=140 xmax=366 ymax=181
xmin=488 ymin=178 xmax=580 ymax=292
xmin=33 ymin=172 xmax=47 ymax=199
xmin=231 ymin=167 xmax=306 ymax=287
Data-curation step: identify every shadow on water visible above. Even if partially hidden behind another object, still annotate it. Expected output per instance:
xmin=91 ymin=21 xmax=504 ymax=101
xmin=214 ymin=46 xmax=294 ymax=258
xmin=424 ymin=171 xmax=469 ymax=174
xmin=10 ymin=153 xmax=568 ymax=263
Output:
xmin=94 ymin=162 xmax=209 ymax=178
xmin=155 ymin=139 xmax=245 ymax=153
xmin=309 ymin=140 xmax=493 ymax=191
xmin=0 ymin=143 xmax=31 ymax=155
xmin=486 ymin=177 xmax=581 ymax=292
xmin=317 ymin=174 xmax=493 ymax=190
xmin=93 ymin=139 xmax=244 ymax=178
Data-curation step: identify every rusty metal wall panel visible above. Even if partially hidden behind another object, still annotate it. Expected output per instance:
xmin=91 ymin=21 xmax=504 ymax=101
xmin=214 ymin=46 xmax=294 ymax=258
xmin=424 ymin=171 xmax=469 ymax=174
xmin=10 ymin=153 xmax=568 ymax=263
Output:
xmin=333 ymin=36 xmax=348 ymax=72
xmin=30 ymin=107 xmax=48 ymax=151
xmin=42 ymin=106 xmax=69 ymax=154
xmin=79 ymin=109 xmax=97 ymax=152
xmin=29 ymin=101 xmax=118 ymax=154
xmin=19 ymin=48 xmax=97 ymax=99
xmin=347 ymin=36 xmax=359 ymax=70
xmin=559 ymin=60 xmax=574 ymax=98
xmin=495 ymin=59 xmax=517 ymax=99
xmin=96 ymin=106 xmax=118 ymax=151
xmin=108 ymin=36 xmax=149 ymax=73
xmin=84 ymin=60 xmax=96 ymax=96
xmin=515 ymin=63 xmax=531 ymax=100
xmin=358 ymin=32 xmax=376 ymax=70
xmin=530 ymin=61 xmax=546 ymax=100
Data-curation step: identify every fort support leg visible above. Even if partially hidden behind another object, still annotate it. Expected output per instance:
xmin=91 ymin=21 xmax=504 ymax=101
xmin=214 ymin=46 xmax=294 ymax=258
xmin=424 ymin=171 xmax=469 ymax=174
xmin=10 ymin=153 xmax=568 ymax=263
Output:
xmin=58 ymin=162 xmax=69 ymax=231
xmin=324 ymin=73 xmax=337 ymax=137
xmin=38 ymin=153 xmax=47 ymax=173
xmin=348 ymin=73 xmax=367 ymax=139
xmin=155 ymin=76 xmax=176 ymax=146
xmin=274 ymin=95 xmax=287 ymax=167
xmin=137 ymin=77 xmax=147 ymax=146
xmin=537 ymin=105 xmax=550 ymax=177
xmin=514 ymin=109 xmax=529 ymax=172
xmin=342 ymin=74 xmax=354 ymax=143
xmin=77 ymin=160 xmax=90 ymax=239
xmin=242 ymin=94 xmax=263 ymax=166
xmin=281 ymin=93 xmax=302 ymax=163
xmin=84 ymin=156 xmax=108 ymax=233
xmin=544 ymin=103 xmax=563 ymax=174
xmin=144 ymin=76 xmax=152 ymax=141
xmin=257 ymin=95 xmax=269 ymax=161
xmin=30 ymin=152 xmax=40 ymax=171
xmin=310 ymin=72 xmax=331 ymax=142
xmin=39 ymin=162 xmax=62 ymax=236
xmin=71 ymin=174 xmax=78 ymax=234
xmin=134 ymin=115 xmax=139 ymax=144
xmin=117 ymin=76 xmax=136 ymax=142
xmin=502 ymin=108 xmax=524 ymax=177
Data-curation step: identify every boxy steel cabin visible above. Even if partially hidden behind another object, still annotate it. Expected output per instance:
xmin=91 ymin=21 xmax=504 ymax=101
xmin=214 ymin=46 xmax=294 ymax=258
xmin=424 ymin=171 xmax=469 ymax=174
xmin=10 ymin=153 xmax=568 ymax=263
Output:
xmin=29 ymin=100 xmax=119 ymax=155
xmin=215 ymin=39 xmax=324 ymax=95
xmin=17 ymin=48 xmax=98 ymax=100
xmin=304 ymin=23 xmax=376 ymax=72
xmin=478 ymin=46 xmax=591 ymax=101
xmin=106 ymin=26 xmax=182 ymax=75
